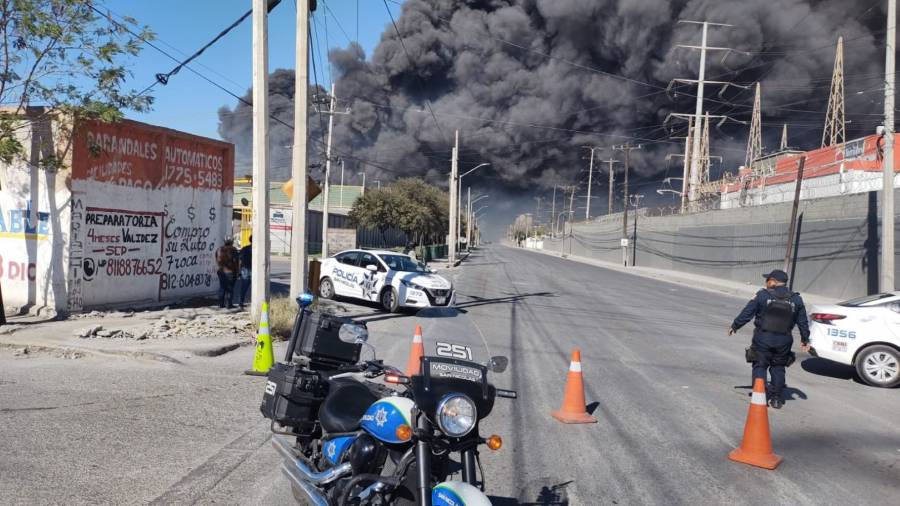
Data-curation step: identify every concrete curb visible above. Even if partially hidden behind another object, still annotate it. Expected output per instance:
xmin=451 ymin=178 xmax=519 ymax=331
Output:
xmin=0 ymin=338 xmax=247 ymax=363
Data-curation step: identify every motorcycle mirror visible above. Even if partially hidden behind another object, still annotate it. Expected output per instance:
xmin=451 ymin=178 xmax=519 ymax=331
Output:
xmin=365 ymin=264 xmax=378 ymax=272
xmin=489 ymin=356 xmax=509 ymax=373
xmin=339 ymin=323 xmax=369 ymax=344
xmin=295 ymin=291 xmax=315 ymax=308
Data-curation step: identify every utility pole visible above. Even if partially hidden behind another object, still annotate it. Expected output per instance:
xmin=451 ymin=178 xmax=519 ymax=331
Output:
xmin=567 ymin=185 xmax=576 ymax=252
xmin=582 ymin=146 xmax=602 ymax=220
xmin=599 ymin=158 xmax=619 ymax=215
xmin=320 ymin=83 xmax=339 ymax=258
xmin=883 ymin=0 xmax=896 ymax=292
xmin=466 ymin=187 xmax=471 ymax=251
xmin=448 ymin=130 xmax=458 ymax=266
xmin=358 ymin=171 xmax=366 ymax=194
xmin=674 ymin=20 xmax=733 ymax=209
xmin=251 ymin=0 xmax=270 ymax=318
xmin=534 ymin=196 xmax=543 ymax=239
xmin=289 ymin=0 xmax=309 ymax=298
xmin=630 ymin=194 xmax=645 ymax=266
xmin=784 ymin=156 xmax=807 ymax=272
xmin=613 ymin=143 xmax=642 ymax=266
xmin=550 ymin=185 xmax=557 ymax=237
xmin=339 ymin=158 xmax=344 ymax=208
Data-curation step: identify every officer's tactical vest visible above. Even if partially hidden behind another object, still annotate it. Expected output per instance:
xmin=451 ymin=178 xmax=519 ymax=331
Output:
xmin=760 ymin=291 xmax=795 ymax=334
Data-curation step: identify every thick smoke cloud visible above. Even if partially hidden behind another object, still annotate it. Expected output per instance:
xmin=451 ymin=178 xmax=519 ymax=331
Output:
xmin=219 ymin=0 xmax=884 ymax=219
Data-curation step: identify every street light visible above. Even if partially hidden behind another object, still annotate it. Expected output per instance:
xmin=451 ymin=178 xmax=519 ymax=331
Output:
xmin=456 ymin=163 xmax=490 ymax=255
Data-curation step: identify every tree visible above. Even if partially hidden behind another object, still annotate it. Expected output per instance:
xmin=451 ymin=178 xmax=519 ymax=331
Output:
xmin=0 ymin=0 xmax=154 ymax=167
xmin=349 ymin=178 xmax=450 ymax=247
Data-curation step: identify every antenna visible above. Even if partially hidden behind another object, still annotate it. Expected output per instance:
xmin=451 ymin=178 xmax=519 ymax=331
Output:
xmin=822 ymin=36 xmax=845 ymax=147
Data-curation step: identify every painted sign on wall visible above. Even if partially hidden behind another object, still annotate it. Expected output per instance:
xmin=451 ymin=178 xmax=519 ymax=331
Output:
xmin=69 ymin=119 xmax=233 ymax=309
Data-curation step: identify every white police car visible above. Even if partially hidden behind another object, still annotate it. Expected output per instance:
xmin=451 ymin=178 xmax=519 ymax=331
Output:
xmin=808 ymin=292 xmax=900 ymax=388
xmin=318 ymin=249 xmax=454 ymax=312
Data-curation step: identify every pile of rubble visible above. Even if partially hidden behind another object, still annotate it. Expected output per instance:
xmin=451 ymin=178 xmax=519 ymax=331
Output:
xmin=74 ymin=309 xmax=254 ymax=341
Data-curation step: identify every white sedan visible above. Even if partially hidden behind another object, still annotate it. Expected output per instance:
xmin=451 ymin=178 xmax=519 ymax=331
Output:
xmin=808 ymin=292 xmax=900 ymax=388
xmin=318 ymin=249 xmax=454 ymax=312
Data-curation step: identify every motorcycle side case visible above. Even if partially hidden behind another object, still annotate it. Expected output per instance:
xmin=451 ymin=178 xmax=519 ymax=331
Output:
xmin=359 ymin=397 xmax=414 ymax=444
xmin=260 ymin=363 xmax=327 ymax=432
xmin=432 ymin=481 xmax=492 ymax=506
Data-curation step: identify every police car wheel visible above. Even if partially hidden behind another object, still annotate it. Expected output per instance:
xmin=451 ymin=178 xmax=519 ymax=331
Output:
xmin=854 ymin=345 xmax=900 ymax=388
xmin=381 ymin=287 xmax=400 ymax=313
xmin=319 ymin=278 xmax=335 ymax=300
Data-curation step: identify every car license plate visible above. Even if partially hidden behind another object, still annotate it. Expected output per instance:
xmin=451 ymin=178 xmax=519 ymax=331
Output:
xmin=435 ymin=296 xmax=446 ymax=305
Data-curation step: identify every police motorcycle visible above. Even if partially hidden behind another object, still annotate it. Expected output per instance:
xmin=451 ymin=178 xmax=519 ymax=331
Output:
xmin=261 ymin=294 xmax=516 ymax=506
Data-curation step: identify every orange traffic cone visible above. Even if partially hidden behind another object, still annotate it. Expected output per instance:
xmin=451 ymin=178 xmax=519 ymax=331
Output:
xmin=405 ymin=325 xmax=425 ymax=376
xmin=728 ymin=377 xmax=783 ymax=470
xmin=551 ymin=349 xmax=597 ymax=424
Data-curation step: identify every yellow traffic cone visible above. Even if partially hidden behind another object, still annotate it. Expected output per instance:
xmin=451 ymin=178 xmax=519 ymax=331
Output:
xmin=245 ymin=301 xmax=274 ymax=376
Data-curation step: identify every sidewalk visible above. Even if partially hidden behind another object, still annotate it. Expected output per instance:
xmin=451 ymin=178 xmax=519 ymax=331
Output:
xmin=510 ymin=242 xmax=834 ymax=306
xmin=0 ymin=307 xmax=253 ymax=363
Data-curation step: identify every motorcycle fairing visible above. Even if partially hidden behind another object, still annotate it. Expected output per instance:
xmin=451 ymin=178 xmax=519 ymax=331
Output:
xmin=359 ymin=397 xmax=414 ymax=444
xmin=432 ymin=481 xmax=492 ymax=506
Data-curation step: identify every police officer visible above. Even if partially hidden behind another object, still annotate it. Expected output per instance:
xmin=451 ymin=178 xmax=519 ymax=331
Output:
xmin=728 ymin=269 xmax=810 ymax=409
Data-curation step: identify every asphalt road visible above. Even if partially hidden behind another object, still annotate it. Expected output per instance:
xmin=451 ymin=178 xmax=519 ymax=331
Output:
xmin=1 ymin=245 xmax=898 ymax=505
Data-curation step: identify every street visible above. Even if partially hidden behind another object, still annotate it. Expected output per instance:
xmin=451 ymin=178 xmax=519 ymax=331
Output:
xmin=2 ymin=245 xmax=899 ymax=505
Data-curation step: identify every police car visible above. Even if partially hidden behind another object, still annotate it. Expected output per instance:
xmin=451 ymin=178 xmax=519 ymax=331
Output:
xmin=808 ymin=292 xmax=900 ymax=388
xmin=318 ymin=249 xmax=454 ymax=312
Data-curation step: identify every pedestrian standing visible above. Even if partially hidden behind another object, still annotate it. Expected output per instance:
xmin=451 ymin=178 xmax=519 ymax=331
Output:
xmin=729 ymin=269 xmax=810 ymax=409
xmin=239 ymin=235 xmax=253 ymax=309
xmin=216 ymin=238 xmax=239 ymax=309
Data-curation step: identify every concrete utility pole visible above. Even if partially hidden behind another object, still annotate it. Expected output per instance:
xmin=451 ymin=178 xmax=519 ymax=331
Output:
xmin=339 ymin=159 xmax=345 ymax=208
xmin=567 ymin=185 xmax=576 ymax=252
xmin=466 ymin=187 xmax=471 ymax=250
xmin=600 ymin=158 xmax=619 ymax=215
xmin=583 ymin=146 xmax=602 ymax=220
xmin=320 ymin=83 xmax=337 ymax=258
xmin=883 ymin=0 xmax=896 ymax=292
xmin=448 ymin=130 xmax=459 ymax=266
xmin=550 ymin=185 xmax=557 ymax=236
xmin=534 ymin=196 xmax=543 ymax=239
xmin=289 ymin=0 xmax=309 ymax=298
xmin=675 ymin=20 xmax=733 ymax=208
xmin=251 ymin=0 xmax=271 ymax=318
xmin=613 ymin=143 xmax=642 ymax=266
xmin=358 ymin=171 xmax=366 ymax=194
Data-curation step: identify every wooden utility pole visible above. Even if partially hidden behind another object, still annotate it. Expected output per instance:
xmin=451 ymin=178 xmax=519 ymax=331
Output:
xmin=630 ymin=194 xmax=645 ymax=266
xmin=289 ymin=0 xmax=309 ymax=297
xmin=783 ymin=156 xmax=807 ymax=272
xmin=251 ymin=0 xmax=271 ymax=318
xmin=613 ymin=143 xmax=642 ymax=266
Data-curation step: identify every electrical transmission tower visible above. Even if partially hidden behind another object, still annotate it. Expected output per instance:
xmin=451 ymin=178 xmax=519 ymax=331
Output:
xmin=822 ymin=36 xmax=845 ymax=147
xmin=745 ymin=82 xmax=762 ymax=167
xmin=669 ymin=20 xmax=740 ymax=210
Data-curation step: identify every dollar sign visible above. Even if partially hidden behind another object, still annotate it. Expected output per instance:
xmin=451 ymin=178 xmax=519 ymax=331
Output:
xmin=187 ymin=206 xmax=195 ymax=221
xmin=209 ymin=207 xmax=216 ymax=222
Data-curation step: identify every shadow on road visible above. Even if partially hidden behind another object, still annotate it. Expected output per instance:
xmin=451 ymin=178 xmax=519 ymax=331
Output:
xmin=733 ymin=384 xmax=809 ymax=403
xmin=488 ymin=479 xmax=573 ymax=505
xmin=800 ymin=357 xmax=861 ymax=383
xmin=456 ymin=291 xmax=557 ymax=309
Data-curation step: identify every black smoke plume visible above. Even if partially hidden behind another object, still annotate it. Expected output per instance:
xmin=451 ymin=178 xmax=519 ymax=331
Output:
xmin=219 ymin=0 xmax=885 ymax=232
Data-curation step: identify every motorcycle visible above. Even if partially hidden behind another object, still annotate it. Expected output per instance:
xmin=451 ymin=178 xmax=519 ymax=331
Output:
xmin=261 ymin=295 xmax=516 ymax=506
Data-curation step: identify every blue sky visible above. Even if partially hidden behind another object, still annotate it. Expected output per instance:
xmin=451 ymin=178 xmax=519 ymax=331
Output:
xmin=102 ymin=0 xmax=399 ymax=139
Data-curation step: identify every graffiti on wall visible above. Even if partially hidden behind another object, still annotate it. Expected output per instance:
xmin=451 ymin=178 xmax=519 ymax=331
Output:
xmin=69 ymin=119 xmax=233 ymax=308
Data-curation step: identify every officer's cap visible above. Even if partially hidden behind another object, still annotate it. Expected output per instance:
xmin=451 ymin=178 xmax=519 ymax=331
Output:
xmin=762 ymin=269 xmax=788 ymax=282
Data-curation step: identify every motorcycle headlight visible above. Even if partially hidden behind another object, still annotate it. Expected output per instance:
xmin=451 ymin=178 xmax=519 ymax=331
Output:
xmin=436 ymin=394 xmax=477 ymax=437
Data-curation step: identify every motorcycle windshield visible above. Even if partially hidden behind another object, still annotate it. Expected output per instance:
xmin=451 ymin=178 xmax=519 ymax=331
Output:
xmin=415 ymin=307 xmax=492 ymax=382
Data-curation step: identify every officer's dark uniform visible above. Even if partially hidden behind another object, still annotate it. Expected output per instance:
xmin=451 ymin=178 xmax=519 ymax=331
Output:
xmin=731 ymin=270 xmax=810 ymax=405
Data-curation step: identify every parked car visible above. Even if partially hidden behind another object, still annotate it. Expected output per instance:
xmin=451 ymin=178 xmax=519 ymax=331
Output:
xmin=808 ymin=292 xmax=900 ymax=388
xmin=318 ymin=249 xmax=454 ymax=312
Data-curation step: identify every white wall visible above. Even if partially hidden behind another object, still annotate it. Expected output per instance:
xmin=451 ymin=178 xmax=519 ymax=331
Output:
xmin=0 ymin=118 xmax=70 ymax=315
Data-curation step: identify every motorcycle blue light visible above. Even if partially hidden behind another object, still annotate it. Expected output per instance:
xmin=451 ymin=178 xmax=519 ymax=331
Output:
xmin=296 ymin=292 xmax=315 ymax=307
